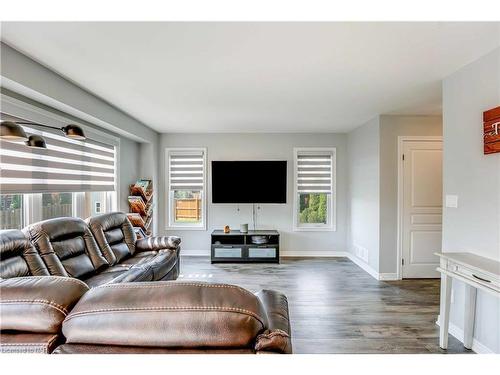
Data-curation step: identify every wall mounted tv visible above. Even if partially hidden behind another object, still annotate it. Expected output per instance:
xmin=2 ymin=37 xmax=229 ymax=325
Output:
xmin=211 ymin=161 xmax=287 ymax=204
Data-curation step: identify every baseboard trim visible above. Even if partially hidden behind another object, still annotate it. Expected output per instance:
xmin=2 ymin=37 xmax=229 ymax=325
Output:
xmin=181 ymin=250 xmax=209 ymax=256
xmin=181 ymin=250 xmax=350 ymax=257
xmin=436 ymin=316 xmax=494 ymax=354
xmin=345 ymin=254 xmax=399 ymax=281
xmin=346 ymin=253 xmax=379 ymax=280
xmin=378 ymin=273 xmax=399 ymax=281
xmin=281 ymin=251 xmax=349 ymax=257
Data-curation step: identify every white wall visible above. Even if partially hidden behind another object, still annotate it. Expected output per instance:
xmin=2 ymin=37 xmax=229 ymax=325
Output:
xmin=379 ymin=115 xmax=442 ymax=273
xmin=346 ymin=117 xmax=381 ymax=273
xmin=1 ymin=43 xmax=161 ymax=233
xmin=160 ymin=133 xmax=348 ymax=255
xmin=442 ymin=47 xmax=500 ymax=353
xmin=119 ymin=137 xmax=140 ymax=212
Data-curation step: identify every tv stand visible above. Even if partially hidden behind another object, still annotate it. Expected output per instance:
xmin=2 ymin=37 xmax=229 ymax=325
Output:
xmin=211 ymin=230 xmax=280 ymax=263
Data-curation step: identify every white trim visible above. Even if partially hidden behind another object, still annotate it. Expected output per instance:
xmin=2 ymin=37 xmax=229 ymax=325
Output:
xmin=345 ymin=253 xmax=399 ymax=281
xmin=346 ymin=253 xmax=380 ymax=280
xmin=293 ymin=147 xmax=337 ymax=232
xmin=436 ymin=316 xmax=495 ymax=354
xmin=281 ymin=251 xmax=348 ymax=257
xmin=378 ymin=273 xmax=399 ymax=281
xmin=396 ymin=136 xmax=443 ymax=280
xmin=165 ymin=147 xmax=207 ymax=231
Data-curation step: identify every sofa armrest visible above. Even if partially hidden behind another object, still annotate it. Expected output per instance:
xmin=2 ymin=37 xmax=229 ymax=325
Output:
xmin=135 ymin=236 xmax=181 ymax=252
xmin=254 ymin=290 xmax=292 ymax=354
xmin=0 ymin=276 xmax=89 ymax=333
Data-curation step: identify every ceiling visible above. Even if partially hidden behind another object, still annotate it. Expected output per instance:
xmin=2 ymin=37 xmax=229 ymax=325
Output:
xmin=1 ymin=22 xmax=499 ymax=133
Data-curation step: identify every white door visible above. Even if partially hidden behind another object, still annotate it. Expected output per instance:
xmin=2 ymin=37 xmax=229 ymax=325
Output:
xmin=401 ymin=139 xmax=443 ymax=278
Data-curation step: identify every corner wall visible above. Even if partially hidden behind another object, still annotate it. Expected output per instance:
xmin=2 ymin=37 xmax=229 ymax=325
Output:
xmin=346 ymin=117 xmax=381 ymax=274
xmin=442 ymin=47 xmax=500 ymax=353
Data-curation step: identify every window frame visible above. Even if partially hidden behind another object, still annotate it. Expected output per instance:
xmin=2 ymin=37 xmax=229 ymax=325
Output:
xmin=1 ymin=93 xmax=120 ymax=228
xmin=165 ymin=147 xmax=207 ymax=231
xmin=293 ymin=147 xmax=337 ymax=232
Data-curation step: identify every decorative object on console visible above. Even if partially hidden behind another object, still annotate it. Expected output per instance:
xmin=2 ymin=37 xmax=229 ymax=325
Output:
xmin=483 ymin=106 xmax=500 ymax=154
xmin=127 ymin=178 xmax=154 ymax=237
xmin=223 ymin=225 xmax=231 ymax=233
xmin=240 ymin=223 xmax=248 ymax=233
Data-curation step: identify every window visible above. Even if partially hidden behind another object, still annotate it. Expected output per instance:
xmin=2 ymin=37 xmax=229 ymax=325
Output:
xmin=42 ymin=192 xmax=73 ymax=220
xmin=0 ymin=111 xmax=118 ymax=229
xmin=293 ymin=148 xmax=336 ymax=231
xmin=0 ymin=194 xmax=24 ymax=230
xmin=166 ymin=148 xmax=206 ymax=229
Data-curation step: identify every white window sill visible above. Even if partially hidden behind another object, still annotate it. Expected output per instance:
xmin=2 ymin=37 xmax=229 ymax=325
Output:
xmin=293 ymin=226 xmax=336 ymax=232
xmin=165 ymin=225 xmax=207 ymax=231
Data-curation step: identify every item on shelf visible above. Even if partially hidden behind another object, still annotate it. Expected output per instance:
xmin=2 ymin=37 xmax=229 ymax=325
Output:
xmin=128 ymin=178 xmax=154 ymax=237
xmin=223 ymin=225 xmax=230 ymax=233
xmin=240 ymin=223 xmax=248 ymax=233
xmin=251 ymin=235 xmax=269 ymax=245
xmin=127 ymin=213 xmax=145 ymax=228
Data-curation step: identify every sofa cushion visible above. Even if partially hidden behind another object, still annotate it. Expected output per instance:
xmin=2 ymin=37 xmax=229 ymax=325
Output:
xmin=82 ymin=265 xmax=154 ymax=288
xmin=24 ymin=217 xmax=108 ymax=279
xmin=62 ymin=282 xmax=269 ymax=348
xmin=135 ymin=236 xmax=181 ymax=251
xmin=0 ymin=229 xmax=49 ymax=278
xmin=0 ymin=276 xmax=89 ymax=333
xmin=86 ymin=212 xmax=136 ymax=265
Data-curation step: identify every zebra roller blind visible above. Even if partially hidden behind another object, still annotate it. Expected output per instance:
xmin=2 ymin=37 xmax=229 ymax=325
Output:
xmin=0 ymin=117 xmax=116 ymax=194
xmin=296 ymin=149 xmax=334 ymax=194
xmin=168 ymin=149 xmax=205 ymax=191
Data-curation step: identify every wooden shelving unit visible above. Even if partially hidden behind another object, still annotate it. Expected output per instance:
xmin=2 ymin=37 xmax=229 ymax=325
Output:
xmin=127 ymin=179 xmax=153 ymax=238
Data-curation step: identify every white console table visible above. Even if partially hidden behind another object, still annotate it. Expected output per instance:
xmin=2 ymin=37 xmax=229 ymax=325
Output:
xmin=436 ymin=252 xmax=500 ymax=350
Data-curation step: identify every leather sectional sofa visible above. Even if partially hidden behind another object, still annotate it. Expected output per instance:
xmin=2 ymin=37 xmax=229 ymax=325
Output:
xmin=0 ymin=212 xmax=292 ymax=354
xmin=1 ymin=212 xmax=181 ymax=286
xmin=0 ymin=276 xmax=292 ymax=354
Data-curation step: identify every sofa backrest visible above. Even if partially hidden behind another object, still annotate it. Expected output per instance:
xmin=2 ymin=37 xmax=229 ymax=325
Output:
xmin=24 ymin=217 xmax=108 ymax=279
xmin=0 ymin=229 xmax=50 ymax=278
xmin=86 ymin=212 xmax=137 ymax=266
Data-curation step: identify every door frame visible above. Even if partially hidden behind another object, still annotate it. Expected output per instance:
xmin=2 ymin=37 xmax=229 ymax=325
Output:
xmin=396 ymin=136 xmax=443 ymax=280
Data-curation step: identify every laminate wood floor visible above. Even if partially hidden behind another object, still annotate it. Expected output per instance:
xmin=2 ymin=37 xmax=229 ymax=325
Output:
xmin=178 ymin=256 xmax=472 ymax=354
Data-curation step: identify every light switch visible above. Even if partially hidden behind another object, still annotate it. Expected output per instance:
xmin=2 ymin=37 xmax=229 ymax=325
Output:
xmin=445 ymin=194 xmax=458 ymax=208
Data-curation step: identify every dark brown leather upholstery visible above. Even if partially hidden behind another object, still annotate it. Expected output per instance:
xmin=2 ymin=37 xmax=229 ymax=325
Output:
xmin=19 ymin=214 xmax=180 ymax=287
xmin=53 ymin=344 xmax=255 ymax=354
xmin=87 ymin=212 xmax=181 ymax=282
xmin=0 ymin=276 xmax=89 ymax=333
xmin=62 ymin=282 xmax=267 ymax=348
xmin=58 ymin=281 xmax=291 ymax=354
xmin=0 ymin=276 xmax=291 ymax=354
xmin=255 ymin=290 xmax=292 ymax=354
xmin=0 ymin=229 xmax=49 ymax=278
xmin=86 ymin=212 xmax=137 ymax=265
xmin=24 ymin=217 xmax=108 ymax=279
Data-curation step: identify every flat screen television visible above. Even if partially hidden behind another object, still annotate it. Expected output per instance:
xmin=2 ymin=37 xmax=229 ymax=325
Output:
xmin=211 ymin=161 xmax=287 ymax=203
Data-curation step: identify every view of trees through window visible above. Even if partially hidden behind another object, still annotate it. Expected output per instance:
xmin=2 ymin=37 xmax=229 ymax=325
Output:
xmin=42 ymin=193 xmax=73 ymax=220
xmin=298 ymin=193 xmax=328 ymax=224
xmin=173 ymin=190 xmax=202 ymax=223
xmin=0 ymin=194 xmax=23 ymax=230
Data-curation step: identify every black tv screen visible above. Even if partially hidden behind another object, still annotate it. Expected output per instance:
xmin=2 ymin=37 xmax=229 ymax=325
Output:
xmin=211 ymin=161 xmax=287 ymax=203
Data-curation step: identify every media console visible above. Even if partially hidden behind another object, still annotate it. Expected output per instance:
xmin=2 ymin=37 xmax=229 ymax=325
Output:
xmin=211 ymin=230 xmax=280 ymax=263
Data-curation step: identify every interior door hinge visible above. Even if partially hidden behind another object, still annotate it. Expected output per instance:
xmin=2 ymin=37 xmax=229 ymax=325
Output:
xmin=402 ymin=258 xmax=405 ymax=266
xmin=402 ymin=154 xmax=405 ymax=161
